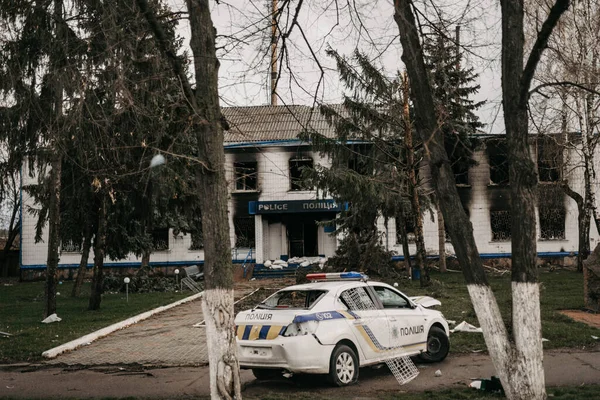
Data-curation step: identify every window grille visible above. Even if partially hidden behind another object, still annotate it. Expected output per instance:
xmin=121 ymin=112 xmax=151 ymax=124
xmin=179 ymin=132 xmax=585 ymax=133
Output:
xmin=234 ymin=162 xmax=257 ymax=191
xmin=490 ymin=210 xmax=511 ymax=242
xmin=234 ymin=216 xmax=255 ymax=247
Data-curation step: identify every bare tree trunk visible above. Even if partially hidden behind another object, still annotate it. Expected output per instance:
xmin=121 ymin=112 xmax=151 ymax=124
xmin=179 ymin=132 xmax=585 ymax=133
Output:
xmin=437 ymin=206 xmax=447 ymax=272
xmin=397 ymin=210 xmax=412 ymax=276
xmin=1 ymin=201 xmax=20 ymax=277
xmin=71 ymin=230 xmax=92 ymax=297
xmin=403 ymin=73 xmax=427 ymax=285
xmin=562 ymin=182 xmax=587 ymax=272
xmin=394 ymin=0 xmax=568 ymax=398
xmin=44 ymin=0 xmax=66 ymax=319
xmin=89 ymin=196 xmax=107 ymax=311
xmin=135 ymin=1 xmax=241 ymax=398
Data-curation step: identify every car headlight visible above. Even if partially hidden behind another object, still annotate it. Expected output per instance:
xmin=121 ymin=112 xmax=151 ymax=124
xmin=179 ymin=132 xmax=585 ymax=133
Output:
xmin=283 ymin=320 xmax=319 ymax=337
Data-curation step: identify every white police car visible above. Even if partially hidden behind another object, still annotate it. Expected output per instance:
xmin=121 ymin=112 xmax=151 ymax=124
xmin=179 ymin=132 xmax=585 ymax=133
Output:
xmin=235 ymin=272 xmax=449 ymax=386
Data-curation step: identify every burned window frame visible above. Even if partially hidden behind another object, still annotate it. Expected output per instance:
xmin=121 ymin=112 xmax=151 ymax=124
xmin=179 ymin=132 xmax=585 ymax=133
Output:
xmin=234 ymin=161 xmax=258 ymax=191
xmin=452 ymin=161 xmax=470 ymax=186
xmin=487 ymin=139 xmax=509 ymax=185
xmin=538 ymin=186 xmax=566 ymax=241
xmin=289 ymin=156 xmax=313 ymax=191
xmin=490 ymin=209 xmax=511 ymax=242
xmin=234 ymin=215 xmax=255 ymax=248
xmin=152 ymin=228 xmax=170 ymax=251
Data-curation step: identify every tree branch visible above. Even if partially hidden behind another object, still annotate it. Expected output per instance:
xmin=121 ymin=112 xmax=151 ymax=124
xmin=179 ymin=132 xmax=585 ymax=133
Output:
xmin=529 ymin=81 xmax=600 ymax=97
xmin=520 ymin=0 xmax=570 ymax=105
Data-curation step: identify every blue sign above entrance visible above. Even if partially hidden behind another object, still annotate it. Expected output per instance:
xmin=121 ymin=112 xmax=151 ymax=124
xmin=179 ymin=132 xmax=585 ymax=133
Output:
xmin=249 ymin=200 xmax=343 ymax=214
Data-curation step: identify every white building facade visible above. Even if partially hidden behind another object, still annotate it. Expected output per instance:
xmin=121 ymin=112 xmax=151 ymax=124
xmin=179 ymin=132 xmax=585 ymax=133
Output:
xmin=19 ymin=105 xmax=599 ymax=274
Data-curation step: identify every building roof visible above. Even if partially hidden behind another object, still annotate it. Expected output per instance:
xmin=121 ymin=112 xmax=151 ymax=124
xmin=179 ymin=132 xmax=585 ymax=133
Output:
xmin=222 ymin=105 xmax=337 ymax=144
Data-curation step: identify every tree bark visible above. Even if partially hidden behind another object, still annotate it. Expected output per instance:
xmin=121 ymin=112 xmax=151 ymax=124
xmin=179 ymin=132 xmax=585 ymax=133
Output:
xmin=394 ymin=0 xmax=569 ymax=398
xmin=437 ymin=206 xmax=446 ymax=273
xmin=71 ymin=229 xmax=92 ymax=298
xmin=562 ymin=182 xmax=587 ymax=272
xmin=44 ymin=0 xmax=66 ymax=319
xmin=397 ymin=210 xmax=412 ymax=276
xmin=89 ymin=195 xmax=107 ymax=311
xmin=135 ymin=1 xmax=241 ymax=398
xmin=403 ymin=72 xmax=427 ymax=285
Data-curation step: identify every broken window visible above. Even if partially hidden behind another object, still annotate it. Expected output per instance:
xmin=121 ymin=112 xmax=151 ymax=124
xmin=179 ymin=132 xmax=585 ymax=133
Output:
xmin=537 ymin=136 xmax=561 ymax=182
xmin=152 ymin=228 xmax=169 ymax=251
xmin=61 ymin=239 xmax=82 ymax=253
xmin=487 ymin=139 xmax=509 ymax=185
xmin=189 ymin=232 xmax=203 ymax=250
xmin=234 ymin=162 xmax=257 ymax=191
xmin=452 ymin=161 xmax=470 ymax=185
xmin=234 ymin=216 xmax=255 ymax=248
xmin=490 ymin=210 xmax=511 ymax=242
xmin=539 ymin=186 xmax=565 ymax=240
xmin=289 ymin=157 xmax=313 ymax=191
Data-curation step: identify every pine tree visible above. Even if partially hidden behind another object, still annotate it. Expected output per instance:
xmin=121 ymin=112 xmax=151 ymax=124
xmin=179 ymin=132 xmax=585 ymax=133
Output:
xmin=301 ymin=48 xmax=422 ymax=278
xmin=422 ymin=28 xmax=484 ymax=181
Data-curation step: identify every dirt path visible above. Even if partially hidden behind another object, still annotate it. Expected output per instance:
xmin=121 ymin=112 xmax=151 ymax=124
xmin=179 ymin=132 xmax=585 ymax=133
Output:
xmin=1 ymin=349 xmax=598 ymax=399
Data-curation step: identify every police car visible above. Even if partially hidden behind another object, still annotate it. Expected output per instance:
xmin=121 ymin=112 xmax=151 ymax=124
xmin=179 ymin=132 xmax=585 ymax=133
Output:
xmin=234 ymin=272 xmax=449 ymax=386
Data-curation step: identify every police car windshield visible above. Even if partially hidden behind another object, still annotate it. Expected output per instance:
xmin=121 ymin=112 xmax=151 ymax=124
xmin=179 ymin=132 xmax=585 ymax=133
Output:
xmin=257 ymin=290 xmax=327 ymax=310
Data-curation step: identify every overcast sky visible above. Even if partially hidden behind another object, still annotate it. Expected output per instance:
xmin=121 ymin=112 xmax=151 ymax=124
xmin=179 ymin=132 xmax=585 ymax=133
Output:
xmin=171 ymin=0 xmax=505 ymax=134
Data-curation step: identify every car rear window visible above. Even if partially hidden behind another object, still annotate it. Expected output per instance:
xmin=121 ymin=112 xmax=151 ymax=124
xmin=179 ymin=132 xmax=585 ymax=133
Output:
xmin=257 ymin=290 xmax=327 ymax=310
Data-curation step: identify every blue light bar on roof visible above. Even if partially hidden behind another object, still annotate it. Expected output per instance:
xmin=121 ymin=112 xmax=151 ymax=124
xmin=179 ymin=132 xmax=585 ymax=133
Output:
xmin=306 ymin=272 xmax=368 ymax=281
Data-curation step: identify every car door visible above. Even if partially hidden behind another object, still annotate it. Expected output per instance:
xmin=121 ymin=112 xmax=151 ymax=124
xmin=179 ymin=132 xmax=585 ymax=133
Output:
xmin=338 ymin=286 xmax=390 ymax=363
xmin=370 ymin=285 xmax=428 ymax=351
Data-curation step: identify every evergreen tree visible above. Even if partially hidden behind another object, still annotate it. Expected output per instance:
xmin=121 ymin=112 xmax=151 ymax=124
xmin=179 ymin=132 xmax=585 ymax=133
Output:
xmin=301 ymin=48 xmax=422 ymax=277
xmin=422 ymin=28 xmax=484 ymax=181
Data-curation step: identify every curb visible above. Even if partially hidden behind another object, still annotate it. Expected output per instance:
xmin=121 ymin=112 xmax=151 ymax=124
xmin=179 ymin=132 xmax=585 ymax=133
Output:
xmin=42 ymin=291 xmax=204 ymax=359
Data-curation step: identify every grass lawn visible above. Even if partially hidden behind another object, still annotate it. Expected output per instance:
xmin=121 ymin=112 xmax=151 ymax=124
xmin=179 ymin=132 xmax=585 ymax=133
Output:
xmin=387 ymin=269 xmax=600 ymax=353
xmin=0 ymin=280 xmax=189 ymax=363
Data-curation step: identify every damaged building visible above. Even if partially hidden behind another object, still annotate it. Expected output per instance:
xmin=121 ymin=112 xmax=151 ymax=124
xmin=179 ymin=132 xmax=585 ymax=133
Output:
xmin=19 ymin=105 xmax=599 ymax=274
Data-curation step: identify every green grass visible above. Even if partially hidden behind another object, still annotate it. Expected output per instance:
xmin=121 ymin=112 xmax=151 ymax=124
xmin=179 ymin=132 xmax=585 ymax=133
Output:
xmin=383 ymin=269 xmax=600 ymax=353
xmin=0 ymin=280 xmax=189 ymax=363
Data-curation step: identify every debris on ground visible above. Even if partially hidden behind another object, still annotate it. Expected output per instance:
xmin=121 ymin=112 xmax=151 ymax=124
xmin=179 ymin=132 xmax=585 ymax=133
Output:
xmin=450 ymin=321 xmax=482 ymax=333
xmin=469 ymin=376 xmax=505 ymax=394
xmin=41 ymin=314 xmax=62 ymax=324
xmin=434 ymin=370 xmax=442 ymax=377
xmin=0 ymin=331 xmax=12 ymax=337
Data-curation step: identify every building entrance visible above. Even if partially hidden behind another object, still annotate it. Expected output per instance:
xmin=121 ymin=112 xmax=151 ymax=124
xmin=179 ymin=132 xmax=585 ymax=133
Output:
xmin=287 ymin=218 xmax=318 ymax=257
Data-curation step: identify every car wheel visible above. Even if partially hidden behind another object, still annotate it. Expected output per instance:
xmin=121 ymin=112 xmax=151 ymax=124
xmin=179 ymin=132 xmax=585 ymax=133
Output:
xmin=418 ymin=326 xmax=449 ymax=363
xmin=252 ymin=368 xmax=281 ymax=380
xmin=328 ymin=344 xmax=359 ymax=386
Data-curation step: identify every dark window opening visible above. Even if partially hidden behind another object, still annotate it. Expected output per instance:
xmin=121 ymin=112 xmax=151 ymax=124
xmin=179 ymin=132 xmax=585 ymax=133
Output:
xmin=152 ymin=228 xmax=169 ymax=251
xmin=290 ymin=157 xmax=313 ymax=191
xmin=487 ymin=139 xmax=509 ymax=185
xmin=61 ymin=239 xmax=82 ymax=253
xmin=537 ymin=137 xmax=561 ymax=182
xmin=189 ymin=232 xmax=203 ymax=250
xmin=234 ymin=162 xmax=257 ymax=191
xmin=347 ymin=144 xmax=373 ymax=175
xmin=452 ymin=161 xmax=470 ymax=185
xmin=539 ymin=207 xmax=566 ymax=240
xmin=490 ymin=210 xmax=510 ymax=242
xmin=234 ymin=216 xmax=255 ymax=248
xmin=288 ymin=219 xmax=318 ymax=257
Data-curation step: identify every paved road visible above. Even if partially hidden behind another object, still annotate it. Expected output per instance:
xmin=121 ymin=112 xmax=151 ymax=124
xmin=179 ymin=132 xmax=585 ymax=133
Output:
xmin=1 ymin=350 xmax=599 ymax=399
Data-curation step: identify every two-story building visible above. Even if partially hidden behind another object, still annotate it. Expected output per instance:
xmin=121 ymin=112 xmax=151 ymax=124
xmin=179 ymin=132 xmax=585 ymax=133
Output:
xmin=19 ymin=105 xmax=599 ymax=276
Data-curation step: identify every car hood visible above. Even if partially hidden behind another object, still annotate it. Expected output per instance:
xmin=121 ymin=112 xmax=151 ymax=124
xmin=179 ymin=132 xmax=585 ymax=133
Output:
xmin=409 ymin=296 xmax=441 ymax=308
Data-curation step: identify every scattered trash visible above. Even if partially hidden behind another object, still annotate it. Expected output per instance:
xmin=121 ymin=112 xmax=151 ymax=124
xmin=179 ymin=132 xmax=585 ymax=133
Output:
xmin=56 ymin=292 xmax=60 ymax=296
xmin=469 ymin=376 xmax=504 ymax=394
xmin=434 ymin=369 xmax=442 ymax=377
xmin=41 ymin=314 xmax=62 ymax=324
xmin=542 ymin=338 xmax=550 ymax=342
xmin=0 ymin=331 xmax=12 ymax=337
xmin=282 ymin=371 xmax=293 ymax=378
xmin=450 ymin=321 xmax=482 ymax=333
xmin=446 ymin=320 xmax=456 ymax=325
xmin=393 ymin=282 xmax=399 ymax=287
xmin=5 ymin=385 xmax=14 ymax=389
xmin=149 ymin=154 xmax=166 ymax=168
xmin=592 ymin=335 xmax=599 ymax=340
